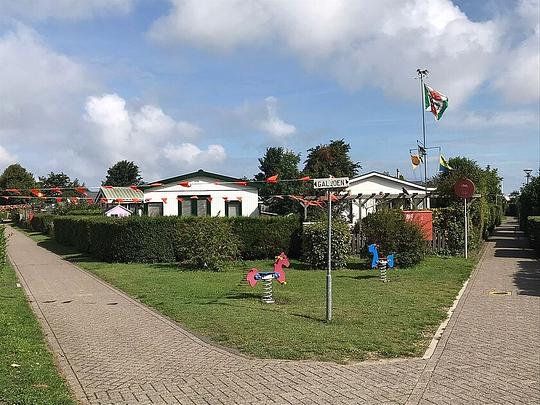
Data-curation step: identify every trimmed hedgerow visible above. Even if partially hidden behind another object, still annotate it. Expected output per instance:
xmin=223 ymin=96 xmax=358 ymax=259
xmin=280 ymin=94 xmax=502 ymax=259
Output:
xmin=362 ymin=208 xmax=426 ymax=268
xmin=52 ymin=215 xmax=299 ymax=268
xmin=30 ymin=214 xmax=55 ymax=235
xmin=302 ymin=220 xmax=351 ymax=269
xmin=0 ymin=225 xmax=6 ymax=265
xmin=229 ymin=216 xmax=302 ymax=260
xmin=176 ymin=217 xmax=240 ymax=270
xmin=527 ymin=216 xmax=540 ymax=255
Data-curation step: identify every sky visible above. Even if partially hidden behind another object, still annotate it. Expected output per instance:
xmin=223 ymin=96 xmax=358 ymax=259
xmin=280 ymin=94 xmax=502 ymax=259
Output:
xmin=0 ymin=0 xmax=538 ymax=193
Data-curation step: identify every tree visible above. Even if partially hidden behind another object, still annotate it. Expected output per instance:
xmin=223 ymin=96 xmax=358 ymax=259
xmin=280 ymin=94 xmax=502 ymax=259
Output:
xmin=518 ymin=175 xmax=540 ymax=228
xmin=303 ymin=139 xmax=361 ymax=178
xmin=0 ymin=164 xmax=36 ymax=205
xmin=254 ymin=147 xmax=305 ymax=215
xmin=38 ymin=172 xmax=82 ymax=197
xmin=102 ymin=160 xmax=142 ymax=186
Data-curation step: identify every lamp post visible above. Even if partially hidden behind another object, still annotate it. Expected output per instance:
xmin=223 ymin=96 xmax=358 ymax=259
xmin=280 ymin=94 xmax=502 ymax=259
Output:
xmin=524 ymin=169 xmax=533 ymax=185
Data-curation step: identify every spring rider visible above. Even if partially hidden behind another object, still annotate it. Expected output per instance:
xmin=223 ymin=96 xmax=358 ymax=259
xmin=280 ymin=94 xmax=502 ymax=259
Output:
xmin=246 ymin=252 xmax=289 ymax=303
xmin=368 ymin=244 xmax=395 ymax=283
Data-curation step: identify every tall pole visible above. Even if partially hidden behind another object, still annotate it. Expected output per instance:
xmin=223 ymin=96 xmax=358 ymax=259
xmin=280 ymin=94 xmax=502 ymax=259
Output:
xmin=326 ymin=190 xmax=332 ymax=322
xmin=418 ymin=69 xmax=429 ymax=207
xmin=464 ymin=198 xmax=468 ymax=259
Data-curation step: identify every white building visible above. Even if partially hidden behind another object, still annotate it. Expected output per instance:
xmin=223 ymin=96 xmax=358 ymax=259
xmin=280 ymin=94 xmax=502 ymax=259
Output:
xmin=346 ymin=171 xmax=435 ymax=224
xmin=141 ymin=170 xmax=259 ymax=217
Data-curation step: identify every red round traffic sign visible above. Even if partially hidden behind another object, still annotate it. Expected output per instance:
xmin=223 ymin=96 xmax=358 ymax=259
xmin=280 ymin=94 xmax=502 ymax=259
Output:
xmin=454 ymin=178 xmax=475 ymax=199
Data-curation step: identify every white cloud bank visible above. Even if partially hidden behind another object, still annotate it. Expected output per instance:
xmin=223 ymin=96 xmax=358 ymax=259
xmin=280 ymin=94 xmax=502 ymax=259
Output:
xmin=150 ymin=0 xmax=539 ymax=106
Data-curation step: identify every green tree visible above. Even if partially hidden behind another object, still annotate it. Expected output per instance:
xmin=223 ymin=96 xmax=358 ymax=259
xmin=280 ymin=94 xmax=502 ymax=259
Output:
xmin=518 ymin=175 xmax=540 ymax=228
xmin=303 ymin=139 xmax=361 ymax=178
xmin=103 ymin=160 xmax=142 ymax=186
xmin=0 ymin=164 xmax=35 ymax=204
xmin=38 ymin=172 xmax=82 ymax=197
xmin=255 ymin=147 xmax=306 ymax=215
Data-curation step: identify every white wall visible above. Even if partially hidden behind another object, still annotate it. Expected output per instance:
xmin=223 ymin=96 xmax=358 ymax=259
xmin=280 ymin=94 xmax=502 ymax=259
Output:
xmin=143 ymin=175 xmax=259 ymax=217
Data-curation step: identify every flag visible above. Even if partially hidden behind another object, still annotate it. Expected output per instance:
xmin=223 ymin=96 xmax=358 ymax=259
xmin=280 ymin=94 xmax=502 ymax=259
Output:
xmin=411 ymin=154 xmax=422 ymax=170
xmin=424 ymin=84 xmax=448 ymax=120
xmin=266 ymin=175 xmax=278 ymax=183
xmin=439 ymin=154 xmax=453 ymax=173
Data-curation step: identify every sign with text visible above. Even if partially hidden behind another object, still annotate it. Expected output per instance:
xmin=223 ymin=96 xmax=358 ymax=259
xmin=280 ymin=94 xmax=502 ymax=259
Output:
xmin=313 ymin=177 xmax=350 ymax=189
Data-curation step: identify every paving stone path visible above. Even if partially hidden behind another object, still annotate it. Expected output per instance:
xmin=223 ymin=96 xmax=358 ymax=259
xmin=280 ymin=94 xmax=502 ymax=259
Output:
xmin=6 ymin=219 xmax=540 ymax=404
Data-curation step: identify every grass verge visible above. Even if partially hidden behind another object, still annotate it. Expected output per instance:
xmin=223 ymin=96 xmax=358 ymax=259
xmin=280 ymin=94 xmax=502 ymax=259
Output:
xmin=16 ymin=226 xmax=477 ymax=364
xmin=0 ymin=262 xmax=76 ymax=405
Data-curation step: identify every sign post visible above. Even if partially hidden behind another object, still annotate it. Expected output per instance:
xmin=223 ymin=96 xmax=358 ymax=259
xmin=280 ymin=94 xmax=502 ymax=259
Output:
xmin=454 ymin=179 xmax=475 ymax=259
xmin=313 ymin=177 xmax=349 ymax=322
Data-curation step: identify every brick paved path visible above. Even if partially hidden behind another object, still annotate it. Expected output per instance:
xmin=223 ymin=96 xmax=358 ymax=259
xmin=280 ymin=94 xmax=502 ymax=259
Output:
xmin=6 ymin=219 xmax=540 ymax=404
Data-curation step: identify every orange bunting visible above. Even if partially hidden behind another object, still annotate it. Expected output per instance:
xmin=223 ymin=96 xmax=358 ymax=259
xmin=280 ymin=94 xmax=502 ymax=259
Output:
xmin=266 ymin=175 xmax=278 ymax=183
xmin=76 ymin=187 xmax=88 ymax=196
xmin=235 ymin=181 xmax=248 ymax=186
xmin=51 ymin=187 xmax=61 ymax=194
xmin=177 ymin=197 xmax=184 ymax=202
xmin=129 ymin=185 xmax=139 ymax=191
xmin=299 ymin=176 xmax=311 ymax=181
xmin=56 ymin=197 xmax=62 ymax=203
xmin=30 ymin=189 xmax=42 ymax=197
xmin=6 ymin=188 xmax=21 ymax=194
xmin=116 ymin=198 xmax=124 ymax=203
xmin=86 ymin=198 xmax=93 ymax=204
xmin=222 ymin=197 xmax=228 ymax=201
xmin=132 ymin=198 xmax=141 ymax=203
xmin=150 ymin=182 xmax=163 ymax=187
xmin=178 ymin=181 xmax=191 ymax=188
xmin=161 ymin=197 xmax=167 ymax=203
xmin=100 ymin=197 xmax=107 ymax=203
xmin=206 ymin=197 xmax=212 ymax=202
xmin=70 ymin=197 xmax=79 ymax=204
xmin=104 ymin=185 xmax=113 ymax=189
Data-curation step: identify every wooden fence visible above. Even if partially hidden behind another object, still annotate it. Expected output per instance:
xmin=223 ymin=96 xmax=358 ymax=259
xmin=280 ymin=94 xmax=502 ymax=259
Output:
xmin=350 ymin=229 xmax=447 ymax=255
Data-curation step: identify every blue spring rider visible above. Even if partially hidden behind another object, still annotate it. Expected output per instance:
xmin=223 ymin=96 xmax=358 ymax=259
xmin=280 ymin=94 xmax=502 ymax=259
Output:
xmin=368 ymin=244 xmax=395 ymax=283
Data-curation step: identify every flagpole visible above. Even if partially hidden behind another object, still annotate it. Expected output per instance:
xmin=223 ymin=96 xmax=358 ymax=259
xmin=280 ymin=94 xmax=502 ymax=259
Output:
xmin=417 ymin=69 xmax=429 ymax=206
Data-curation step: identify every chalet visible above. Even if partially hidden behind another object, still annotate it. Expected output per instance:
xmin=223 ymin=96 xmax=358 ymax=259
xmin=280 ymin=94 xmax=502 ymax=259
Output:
xmin=141 ymin=169 xmax=259 ymax=217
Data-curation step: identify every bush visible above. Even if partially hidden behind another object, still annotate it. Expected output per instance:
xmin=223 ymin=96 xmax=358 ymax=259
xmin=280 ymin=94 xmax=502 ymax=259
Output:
xmin=361 ymin=208 xmax=426 ymax=267
xmin=432 ymin=205 xmax=479 ymax=255
xmin=30 ymin=214 xmax=55 ymax=235
xmin=229 ymin=216 xmax=302 ymax=259
xmin=0 ymin=225 xmax=6 ymax=265
xmin=526 ymin=216 xmax=540 ymax=255
xmin=302 ymin=220 xmax=351 ymax=269
xmin=176 ymin=217 xmax=240 ymax=270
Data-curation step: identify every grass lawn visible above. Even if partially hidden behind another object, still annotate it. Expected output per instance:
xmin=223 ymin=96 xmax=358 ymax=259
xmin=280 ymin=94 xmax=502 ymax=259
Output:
xmin=0 ymin=262 xmax=76 ymax=405
xmin=17 ymin=226 xmax=476 ymax=364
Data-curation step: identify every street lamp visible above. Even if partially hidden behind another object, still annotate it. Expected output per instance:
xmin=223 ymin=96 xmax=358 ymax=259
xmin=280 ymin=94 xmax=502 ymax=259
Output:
xmin=524 ymin=169 xmax=533 ymax=185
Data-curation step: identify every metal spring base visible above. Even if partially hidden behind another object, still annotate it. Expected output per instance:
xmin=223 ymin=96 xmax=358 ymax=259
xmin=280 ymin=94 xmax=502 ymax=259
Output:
xmin=378 ymin=261 xmax=388 ymax=283
xmin=262 ymin=279 xmax=274 ymax=303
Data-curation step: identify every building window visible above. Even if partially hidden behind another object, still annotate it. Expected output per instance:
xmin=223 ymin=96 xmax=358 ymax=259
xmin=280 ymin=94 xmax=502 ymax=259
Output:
xmin=225 ymin=200 xmax=242 ymax=217
xmin=178 ymin=196 xmax=211 ymax=217
xmin=146 ymin=202 xmax=163 ymax=217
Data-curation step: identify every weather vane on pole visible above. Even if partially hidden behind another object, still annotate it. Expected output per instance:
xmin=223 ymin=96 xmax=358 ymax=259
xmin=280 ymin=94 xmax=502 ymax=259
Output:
xmin=417 ymin=69 xmax=429 ymax=197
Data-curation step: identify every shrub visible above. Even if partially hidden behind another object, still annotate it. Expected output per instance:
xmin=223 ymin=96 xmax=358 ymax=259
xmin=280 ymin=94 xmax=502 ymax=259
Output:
xmin=176 ymin=217 xmax=240 ymax=270
xmin=53 ymin=202 xmax=102 ymax=216
xmin=229 ymin=216 xmax=302 ymax=259
xmin=432 ymin=205 xmax=479 ymax=255
xmin=0 ymin=225 xmax=6 ymax=265
xmin=302 ymin=220 xmax=351 ymax=269
xmin=361 ymin=208 xmax=426 ymax=267
xmin=30 ymin=214 xmax=55 ymax=235
xmin=526 ymin=216 xmax=540 ymax=255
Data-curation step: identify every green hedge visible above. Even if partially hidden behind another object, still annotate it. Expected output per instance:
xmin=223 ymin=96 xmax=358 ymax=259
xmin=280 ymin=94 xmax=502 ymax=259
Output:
xmin=526 ymin=216 xmax=540 ymax=255
xmin=302 ymin=220 xmax=351 ymax=269
xmin=52 ymin=215 xmax=302 ymax=269
xmin=30 ymin=214 xmax=55 ymax=235
xmin=361 ymin=208 xmax=426 ymax=267
xmin=229 ymin=216 xmax=302 ymax=259
xmin=432 ymin=205 xmax=479 ymax=255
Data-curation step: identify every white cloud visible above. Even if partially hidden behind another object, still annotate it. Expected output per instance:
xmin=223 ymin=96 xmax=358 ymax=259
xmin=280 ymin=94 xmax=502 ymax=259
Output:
xmin=150 ymin=0 xmax=501 ymax=106
xmin=0 ymin=146 xmax=16 ymax=167
xmin=84 ymin=94 xmax=226 ymax=178
xmin=257 ymin=97 xmax=296 ymax=139
xmin=447 ymin=109 xmax=540 ymax=129
xmin=0 ymin=0 xmax=133 ymax=21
